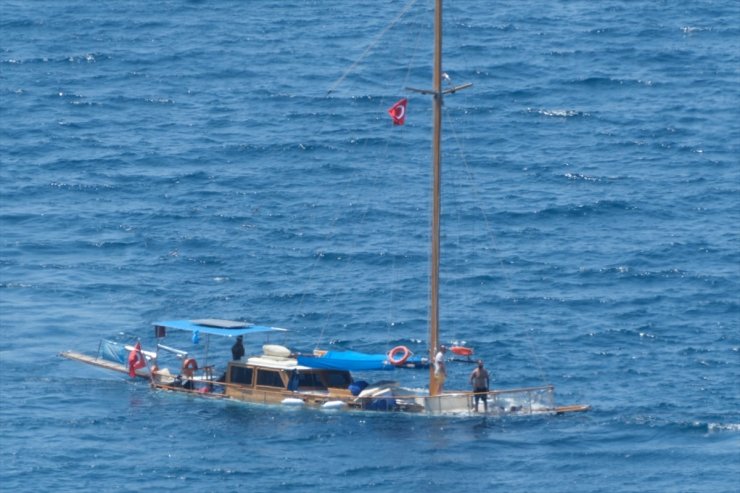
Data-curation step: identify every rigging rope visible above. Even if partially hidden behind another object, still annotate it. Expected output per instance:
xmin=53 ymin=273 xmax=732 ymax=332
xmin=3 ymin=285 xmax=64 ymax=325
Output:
xmin=306 ymin=0 xmax=424 ymax=351
xmin=444 ymin=104 xmax=550 ymax=387
xmin=326 ymin=0 xmax=420 ymax=96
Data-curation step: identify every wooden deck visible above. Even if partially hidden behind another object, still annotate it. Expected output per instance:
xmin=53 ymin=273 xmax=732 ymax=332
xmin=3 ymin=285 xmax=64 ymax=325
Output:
xmin=59 ymin=351 xmax=150 ymax=379
xmin=554 ymin=404 xmax=591 ymax=414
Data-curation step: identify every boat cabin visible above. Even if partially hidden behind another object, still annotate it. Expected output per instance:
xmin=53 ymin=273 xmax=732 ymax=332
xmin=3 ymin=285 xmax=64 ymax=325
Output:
xmin=223 ymin=344 xmax=354 ymax=403
xmin=227 ymin=362 xmax=353 ymax=392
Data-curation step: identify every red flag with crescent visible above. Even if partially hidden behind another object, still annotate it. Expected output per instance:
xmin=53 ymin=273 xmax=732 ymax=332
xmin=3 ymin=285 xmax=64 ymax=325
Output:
xmin=128 ymin=341 xmax=146 ymax=377
xmin=388 ymin=98 xmax=408 ymax=125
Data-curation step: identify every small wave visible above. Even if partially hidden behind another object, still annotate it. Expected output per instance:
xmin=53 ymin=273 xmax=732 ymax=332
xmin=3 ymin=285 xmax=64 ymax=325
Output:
xmin=707 ymin=422 xmax=740 ymax=432
xmin=530 ymin=108 xmax=589 ymax=118
xmin=48 ymin=182 xmax=116 ymax=193
xmin=66 ymin=53 xmax=99 ymax=64
xmin=3 ymin=54 xmax=102 ymax=65
xmin=563 ymin=172 xmax=601 ymax=182
xmin=681 ymin=26 xmax=709 ymax=35
xmin=144 ymin=97 xmax=175 ymax=105
xmin=533 ymin=200 xmax=635 ymax=218
xmin=621 ymin=415 xmax=740 ymax=435
xmin=0 ymin=282 xmax=34 ymax=289
xmin=572 ymin=76 xmax=654 ymax=88
xmin=600 ymin=266 xmax=690 ymax=280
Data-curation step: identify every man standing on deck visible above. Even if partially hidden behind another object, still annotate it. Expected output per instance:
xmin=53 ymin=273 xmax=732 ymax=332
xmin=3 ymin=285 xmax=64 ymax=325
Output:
xmin=231 ymin=335 xmax=245 ymax=361
xmin=434 ymin=345 xmax=447 ymax=394
xmin=469 ymin=360 xmax=490 ymax=412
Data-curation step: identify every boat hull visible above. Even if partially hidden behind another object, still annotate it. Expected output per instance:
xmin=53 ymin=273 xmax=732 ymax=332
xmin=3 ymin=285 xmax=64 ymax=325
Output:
xmin=61 ymin=348 xmax=590 ymax=417
xmin=148 ymin=371 xmax=589 ymax=416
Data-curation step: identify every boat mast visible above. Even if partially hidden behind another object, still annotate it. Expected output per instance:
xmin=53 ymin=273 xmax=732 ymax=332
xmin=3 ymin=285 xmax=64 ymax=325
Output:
xmin=405 ymin=1 xmax=471 ymax=397
xmin=414 ymin=0 xmax=470 ymax=396
xmin=429 ymin=0 xmax=443 ymax=396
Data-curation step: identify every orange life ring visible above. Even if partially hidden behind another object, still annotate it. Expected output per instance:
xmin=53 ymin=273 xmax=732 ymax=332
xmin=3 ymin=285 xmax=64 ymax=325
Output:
xmin=182 ymin=357 xmax=198 ymax=376
xmin=450 ymin=346 xmax=474 ymax=357
xmin=388 ymin=346 xmax=411 ymax=366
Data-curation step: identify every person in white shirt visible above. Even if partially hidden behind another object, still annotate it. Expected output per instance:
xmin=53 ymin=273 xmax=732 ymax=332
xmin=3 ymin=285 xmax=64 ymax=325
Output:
xmin=434 ymin=345 xmax=447 ymax=393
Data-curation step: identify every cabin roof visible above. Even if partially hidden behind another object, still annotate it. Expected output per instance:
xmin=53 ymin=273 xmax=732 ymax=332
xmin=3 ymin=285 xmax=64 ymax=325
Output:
xmin=245 ymin=356 xmax=310 ymax=370
xmin=154 ymin=319 xmax=287 ymax=337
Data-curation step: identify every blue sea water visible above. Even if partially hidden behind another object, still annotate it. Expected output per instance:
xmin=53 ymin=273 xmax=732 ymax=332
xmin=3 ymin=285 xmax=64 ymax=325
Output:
xmin=1 ymin=0 xmax=739 ymax=491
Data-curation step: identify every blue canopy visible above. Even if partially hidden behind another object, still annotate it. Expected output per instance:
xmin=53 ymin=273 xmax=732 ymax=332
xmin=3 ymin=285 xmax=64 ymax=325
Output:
xmin=154 ymin=319 xmax=287 ymax=337
xmin=297 ymin=350 xmax=394 ymax=371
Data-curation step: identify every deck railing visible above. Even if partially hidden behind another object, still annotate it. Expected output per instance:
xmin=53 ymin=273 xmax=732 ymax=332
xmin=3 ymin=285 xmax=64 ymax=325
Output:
xmin=351 ymin=385 xmax=557 ymax=415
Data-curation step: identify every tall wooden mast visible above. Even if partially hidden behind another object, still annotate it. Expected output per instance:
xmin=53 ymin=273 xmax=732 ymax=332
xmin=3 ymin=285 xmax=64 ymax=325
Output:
xmin=428 ymin=0 xmax=443 ymax=396
xmin=406 ymin=1 xmax=471 ymax=397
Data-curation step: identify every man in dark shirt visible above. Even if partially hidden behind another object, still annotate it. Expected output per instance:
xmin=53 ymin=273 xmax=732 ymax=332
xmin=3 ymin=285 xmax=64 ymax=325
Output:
xmin=231 ymin=335 xmax=245 ymax=361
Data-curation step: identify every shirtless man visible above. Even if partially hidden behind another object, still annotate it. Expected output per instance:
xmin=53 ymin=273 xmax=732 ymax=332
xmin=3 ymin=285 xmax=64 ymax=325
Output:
xmin=469 ymin=360 xmax=490 ymax=412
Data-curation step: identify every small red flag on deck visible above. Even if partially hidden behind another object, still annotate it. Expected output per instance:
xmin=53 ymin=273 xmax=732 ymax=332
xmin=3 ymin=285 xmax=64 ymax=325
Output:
xmin=128 ymin=341 xmax=146 ymax=377
xmin=388 ymin=98 xmax=408 ymax=125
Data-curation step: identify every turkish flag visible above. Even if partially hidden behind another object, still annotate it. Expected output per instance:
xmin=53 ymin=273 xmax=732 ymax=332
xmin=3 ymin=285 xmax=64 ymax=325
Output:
xmin=388 ymin=98 xmax=408 ymax=125
xmin=128 ymin=341 xmax=146 ymax=377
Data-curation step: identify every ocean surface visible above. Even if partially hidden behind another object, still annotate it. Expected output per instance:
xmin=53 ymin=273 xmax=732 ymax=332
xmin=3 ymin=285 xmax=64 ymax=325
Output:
xmin=1 ymin=0 xmax=739 ymax=491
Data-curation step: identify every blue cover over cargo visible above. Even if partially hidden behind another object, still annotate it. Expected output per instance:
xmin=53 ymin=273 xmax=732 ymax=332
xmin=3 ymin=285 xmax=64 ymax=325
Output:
xmin=297 ymin=351 xmax=393 ymax=371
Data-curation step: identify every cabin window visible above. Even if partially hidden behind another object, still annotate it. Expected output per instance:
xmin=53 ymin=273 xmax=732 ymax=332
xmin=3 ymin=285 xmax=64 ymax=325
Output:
xmin=296 ymin=372 xmax=326 ymax=389
xmin=323 ymin=371 xmax=352 ymax=388
xmin=230 ymin=366 xmax=253 ymax=385
xmin=256 ymin=369 xmax=285 ymax=388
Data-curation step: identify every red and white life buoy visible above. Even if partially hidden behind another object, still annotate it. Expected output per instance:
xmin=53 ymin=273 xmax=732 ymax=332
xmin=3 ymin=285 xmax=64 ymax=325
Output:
xmin=450 ymin=346 xmax=474 ymax=357
xmin=182 ymin=357 xmax=198 ymax=376
xmin=388 ymin=346 xmax=411 ymax=366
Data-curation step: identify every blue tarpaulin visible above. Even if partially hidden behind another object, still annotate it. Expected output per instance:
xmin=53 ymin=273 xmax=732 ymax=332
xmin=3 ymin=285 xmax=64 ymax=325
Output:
xmin=154 ymin=319 xmax=287 ymax=337
xmin=298 ymin=350 xmax=429 ymax=371
xmin=297 ymin=351 xmax=394 ymax=371
xmin=100 ymin=340 xmax=125 ymax=364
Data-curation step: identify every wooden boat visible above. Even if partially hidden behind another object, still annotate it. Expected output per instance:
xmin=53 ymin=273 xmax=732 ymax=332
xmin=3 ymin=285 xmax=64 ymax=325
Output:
xmin=61 ymin=0 xmax=589 ymax=417
xmin=61 ymin=319 xmax=583 ymax=415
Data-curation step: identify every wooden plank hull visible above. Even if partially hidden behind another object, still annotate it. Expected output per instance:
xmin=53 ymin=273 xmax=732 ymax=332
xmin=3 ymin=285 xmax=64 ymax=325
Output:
xmin=151 ymin=378 xmax=588 ymax=417
xmin=61 ymin=350 xmax=589 ymax=417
